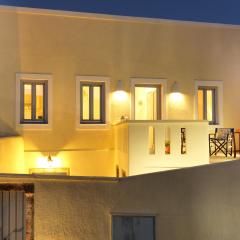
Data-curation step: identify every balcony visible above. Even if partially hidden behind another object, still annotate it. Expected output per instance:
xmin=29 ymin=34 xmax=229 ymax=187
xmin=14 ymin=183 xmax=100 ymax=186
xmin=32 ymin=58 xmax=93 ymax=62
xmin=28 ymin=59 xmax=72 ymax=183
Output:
xmin=114 ymin=120 xmax=209 ymax=176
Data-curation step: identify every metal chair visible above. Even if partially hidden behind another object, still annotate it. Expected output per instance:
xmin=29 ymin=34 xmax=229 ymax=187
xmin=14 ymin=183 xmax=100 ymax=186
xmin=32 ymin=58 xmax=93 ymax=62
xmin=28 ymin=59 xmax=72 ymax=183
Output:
xmin=209 ymin=128 xmax=235 ymax=157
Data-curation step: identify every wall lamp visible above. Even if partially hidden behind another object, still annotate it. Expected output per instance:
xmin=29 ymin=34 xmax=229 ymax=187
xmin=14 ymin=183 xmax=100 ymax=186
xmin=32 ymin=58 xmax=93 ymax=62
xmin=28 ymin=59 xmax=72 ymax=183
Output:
xmin=113 ymin=80 xmax=128 ymax=101
xmin=171 ymin=81 xmax=181 ymax=93
xmin=170 ymin=81 xmax=183 ymax=102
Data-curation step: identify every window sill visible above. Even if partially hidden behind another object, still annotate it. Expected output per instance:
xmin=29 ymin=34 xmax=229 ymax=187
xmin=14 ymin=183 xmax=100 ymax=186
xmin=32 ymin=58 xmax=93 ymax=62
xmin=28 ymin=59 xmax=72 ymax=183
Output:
xmin=76 ymin=123 xmax=110 ymax=130
xmin=16 ymin=123 xmax=52 ymax=131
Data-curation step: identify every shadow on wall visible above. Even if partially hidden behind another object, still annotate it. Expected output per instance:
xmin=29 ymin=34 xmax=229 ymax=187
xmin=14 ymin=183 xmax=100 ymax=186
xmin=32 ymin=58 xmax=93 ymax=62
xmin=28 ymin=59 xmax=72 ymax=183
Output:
xmin=0 ymin=119 xmax=19 ymax=137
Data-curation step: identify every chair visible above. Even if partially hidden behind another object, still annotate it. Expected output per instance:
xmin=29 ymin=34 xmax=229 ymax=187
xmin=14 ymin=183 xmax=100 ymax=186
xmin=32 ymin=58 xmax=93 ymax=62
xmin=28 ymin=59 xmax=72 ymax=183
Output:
xmin=209 ymin=128 xmax=235 ymax=157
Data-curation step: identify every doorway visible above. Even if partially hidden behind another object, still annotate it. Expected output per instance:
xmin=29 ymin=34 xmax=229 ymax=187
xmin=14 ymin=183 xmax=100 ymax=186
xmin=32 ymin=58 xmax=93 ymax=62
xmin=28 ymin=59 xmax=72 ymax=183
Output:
xmin=134 ymin=85 xmax=161 ymax=120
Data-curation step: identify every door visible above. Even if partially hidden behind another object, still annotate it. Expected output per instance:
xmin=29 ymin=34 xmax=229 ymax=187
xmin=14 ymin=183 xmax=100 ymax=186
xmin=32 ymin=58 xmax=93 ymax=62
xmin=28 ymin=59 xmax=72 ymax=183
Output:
xmin=134 ymin=85 xmax=161 ymax=120
xmin=0 ymin=191 xmax=25 ymax=240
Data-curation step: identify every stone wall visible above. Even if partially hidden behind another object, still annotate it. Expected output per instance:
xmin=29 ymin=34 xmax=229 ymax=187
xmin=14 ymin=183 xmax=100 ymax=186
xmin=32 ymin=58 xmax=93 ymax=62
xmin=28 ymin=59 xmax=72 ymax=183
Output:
xmin=0 ymin=160 xmax=240 ymax=239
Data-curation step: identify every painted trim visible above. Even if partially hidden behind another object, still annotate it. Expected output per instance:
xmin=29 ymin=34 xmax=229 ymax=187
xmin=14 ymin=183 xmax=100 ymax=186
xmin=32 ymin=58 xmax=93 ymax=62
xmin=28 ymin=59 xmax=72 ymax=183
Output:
xmin=16 ymin=73 xmax=53 ymax=130
xmin=76 ymin=76 xmax=110 ymax=130
xmin=130 ymin=78 xmax=167 ymax=120
xmin=194 ymin=80 xmax=223 ymax=129
xmin=0 ymin=5 xmax=240 ymax=30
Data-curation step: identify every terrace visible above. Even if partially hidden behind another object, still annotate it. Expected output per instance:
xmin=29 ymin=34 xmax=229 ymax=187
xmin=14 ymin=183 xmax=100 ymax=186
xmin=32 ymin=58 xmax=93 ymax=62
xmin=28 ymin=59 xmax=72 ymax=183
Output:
xmin=1 ymin=119 xmax=239 ymax=177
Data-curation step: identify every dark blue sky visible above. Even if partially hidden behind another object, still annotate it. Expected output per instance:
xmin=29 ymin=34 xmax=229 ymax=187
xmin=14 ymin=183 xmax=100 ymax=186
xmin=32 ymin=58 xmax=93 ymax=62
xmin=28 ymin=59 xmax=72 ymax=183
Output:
xmin=0 ymin=0 xmax=240 ymax=25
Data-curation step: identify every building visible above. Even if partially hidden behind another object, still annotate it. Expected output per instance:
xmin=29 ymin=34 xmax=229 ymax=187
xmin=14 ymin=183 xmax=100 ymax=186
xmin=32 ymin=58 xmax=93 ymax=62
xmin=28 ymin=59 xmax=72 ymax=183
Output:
xmin=0 ymin=5 xmax=239 ymax=178
xmin=0 ymin=7 xmax=240 ymax=176
xmin=0 ymin=4 xmax=240 ymax=240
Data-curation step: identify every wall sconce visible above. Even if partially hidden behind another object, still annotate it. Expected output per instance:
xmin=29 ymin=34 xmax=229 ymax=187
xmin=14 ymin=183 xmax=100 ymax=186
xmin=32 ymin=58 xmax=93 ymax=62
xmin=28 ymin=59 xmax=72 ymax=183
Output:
xmin=171 ymin=81 xmax=181 ymax=93
xmin=116 ymin=79 xmax=123 ymax=91
xmin=113 ymin=80 xmax=128 ymax=101
xmin=170 ymin=81 xmax=183 ymax=102
xmin=29 ymin=153 xmax=70 ymax=175
xmin=47 ymin=153 xmax=53 ymax=167
xmin=47 ymin=153 xmax=53 ymax=162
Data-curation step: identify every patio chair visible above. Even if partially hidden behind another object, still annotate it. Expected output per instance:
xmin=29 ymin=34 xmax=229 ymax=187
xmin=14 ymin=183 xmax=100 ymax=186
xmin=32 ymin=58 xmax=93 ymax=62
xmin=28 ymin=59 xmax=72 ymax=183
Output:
xmin=209 ymin=128 xmax=235 ymax=157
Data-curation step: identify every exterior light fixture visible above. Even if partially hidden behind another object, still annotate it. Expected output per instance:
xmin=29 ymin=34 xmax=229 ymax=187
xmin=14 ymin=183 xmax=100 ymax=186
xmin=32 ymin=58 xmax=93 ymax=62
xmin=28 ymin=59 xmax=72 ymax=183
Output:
xmin=113 ymin=80 xmax=128 ymax=101
xmin=47 ymin=153 xmax=53 ymax=163
xmin=171 ymin=81 xmax=180 ymax=93
xmin=46 ymin=153 xmax=54 ymax=168
xmin=116 ymin=80 xmax=123 ymax=91
xmin=170 ymin=81 xmax=183 ymax=102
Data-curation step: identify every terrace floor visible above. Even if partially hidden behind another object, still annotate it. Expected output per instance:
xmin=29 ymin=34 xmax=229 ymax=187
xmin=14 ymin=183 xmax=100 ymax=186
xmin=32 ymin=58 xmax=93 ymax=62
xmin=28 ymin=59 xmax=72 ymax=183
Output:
xmin=210 ymin=154 xmax=240 ymax=164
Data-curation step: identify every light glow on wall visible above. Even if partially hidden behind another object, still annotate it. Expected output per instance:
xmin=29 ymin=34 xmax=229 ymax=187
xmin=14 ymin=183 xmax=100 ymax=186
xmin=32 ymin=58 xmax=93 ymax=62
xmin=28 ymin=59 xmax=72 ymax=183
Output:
xmin=169 ymin=92 xmax=184 ymax=103
xmin=36 ymin=155 xmax=62 ymax=169
xmin=112 ymin=90 xmax=128 ymax=102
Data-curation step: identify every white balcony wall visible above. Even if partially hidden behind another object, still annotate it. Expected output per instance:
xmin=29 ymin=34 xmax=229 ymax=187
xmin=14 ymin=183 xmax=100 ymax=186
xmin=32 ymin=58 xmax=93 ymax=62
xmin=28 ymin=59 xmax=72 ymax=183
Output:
xmin=115 ymin=120 xmax=209 ymax=176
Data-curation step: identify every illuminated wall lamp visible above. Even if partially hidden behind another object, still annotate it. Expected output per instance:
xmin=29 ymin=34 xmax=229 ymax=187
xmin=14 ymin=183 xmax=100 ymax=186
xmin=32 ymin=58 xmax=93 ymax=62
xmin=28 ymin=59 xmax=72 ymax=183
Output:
xmin=113 ymin=80 xmax=128 ymax=101
xmin=171 ymin=81 xmax=181 ymax=93
xmin=29 ymin=153 xmax=70 ymax=176
xmin=170 ymin=81 xmax=183 ymax=102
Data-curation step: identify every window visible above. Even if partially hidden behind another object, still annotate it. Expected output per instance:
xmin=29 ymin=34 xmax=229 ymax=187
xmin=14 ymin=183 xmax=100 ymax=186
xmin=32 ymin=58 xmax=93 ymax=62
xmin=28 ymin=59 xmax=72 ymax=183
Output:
xmin=195 ymin=80 xmax=223 ymax=126
xmin=20 ymin=80 xmax=48 ymax=124
xmin=80 ymin=82 xmax=105 ymax=124
xmin=197 ymin=87 xmax=217 ymax=125
xmin=16 ymin=73 xmax=52 ymax=129
xmin=112 ymin=215 xmax=155 ymax=240
xmin=76 ymin=76 xmax=109 ymax=128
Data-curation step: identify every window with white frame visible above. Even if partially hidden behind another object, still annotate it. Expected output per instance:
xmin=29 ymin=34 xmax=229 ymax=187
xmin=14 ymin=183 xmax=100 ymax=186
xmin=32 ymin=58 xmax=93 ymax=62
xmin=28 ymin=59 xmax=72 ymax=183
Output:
xmin=76 ymin=76 xmax=109 ymax=127
xmin=16 ymin=73 xmax=52 ymax=127
xmin=195 ymin=80 xmax=223 ymax=126
xmin=80 ymin=82 xmax=105 ymax=124
xmin=20 ymin=80 xmax=48 ymax=124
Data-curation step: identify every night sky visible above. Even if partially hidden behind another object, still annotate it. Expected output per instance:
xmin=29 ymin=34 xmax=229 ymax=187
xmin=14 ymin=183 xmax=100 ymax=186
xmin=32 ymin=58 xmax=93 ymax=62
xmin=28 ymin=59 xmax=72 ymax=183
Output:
xmin=0 ymin=0 xmax=239 ymax=25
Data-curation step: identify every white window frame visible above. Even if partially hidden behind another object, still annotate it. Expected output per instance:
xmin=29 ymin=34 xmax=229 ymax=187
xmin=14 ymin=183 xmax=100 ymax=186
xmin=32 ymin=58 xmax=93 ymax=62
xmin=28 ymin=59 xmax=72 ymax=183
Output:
xmin=16 ymin=73 xmax=52 ymax=130
xmin=194 ymin=80 xmax=223 ymax=128
xmin=130 ymin=78 xmax=167 ymax=120
xmin=76 ymin=76 xmax=110 ymax=129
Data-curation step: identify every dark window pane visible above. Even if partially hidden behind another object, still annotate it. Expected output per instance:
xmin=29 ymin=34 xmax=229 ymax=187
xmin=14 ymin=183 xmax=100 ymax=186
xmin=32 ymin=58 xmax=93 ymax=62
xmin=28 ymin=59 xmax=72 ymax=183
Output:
xmin=112 ymin=216 xmax=155 ymax=240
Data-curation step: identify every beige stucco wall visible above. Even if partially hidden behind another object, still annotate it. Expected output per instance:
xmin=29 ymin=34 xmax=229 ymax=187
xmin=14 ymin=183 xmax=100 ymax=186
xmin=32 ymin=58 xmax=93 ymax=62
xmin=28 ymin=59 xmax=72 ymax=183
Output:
xmin=0 ymin=136 xmax=24 ymax=173
xmin=1 ymin=160 xmax=240 ymax=239
xmin=0 ymin=7 xmax=240 ymax=176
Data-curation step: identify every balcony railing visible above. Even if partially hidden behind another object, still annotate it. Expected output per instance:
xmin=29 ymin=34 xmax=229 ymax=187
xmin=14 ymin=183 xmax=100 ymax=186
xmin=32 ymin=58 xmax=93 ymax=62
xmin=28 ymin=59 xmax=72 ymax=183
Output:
xmin=114 ymin=120 xmax=209 ymax=176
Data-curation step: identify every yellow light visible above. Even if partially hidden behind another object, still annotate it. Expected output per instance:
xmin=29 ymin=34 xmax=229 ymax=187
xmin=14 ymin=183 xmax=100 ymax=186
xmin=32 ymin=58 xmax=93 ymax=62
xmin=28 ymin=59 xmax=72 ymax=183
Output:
xmin=36 ymin=155 xmax=62 ymax=169
xmin=169 ymin=92 xmax=184 ymax=102
xmin=112 ymin=90 xmax=128 ymax=101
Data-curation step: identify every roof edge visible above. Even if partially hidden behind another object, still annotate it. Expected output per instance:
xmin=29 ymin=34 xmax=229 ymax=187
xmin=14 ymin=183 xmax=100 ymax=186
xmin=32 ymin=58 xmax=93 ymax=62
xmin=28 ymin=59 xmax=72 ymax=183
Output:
xmin=0 ymin=5 xmax=240 ymax=30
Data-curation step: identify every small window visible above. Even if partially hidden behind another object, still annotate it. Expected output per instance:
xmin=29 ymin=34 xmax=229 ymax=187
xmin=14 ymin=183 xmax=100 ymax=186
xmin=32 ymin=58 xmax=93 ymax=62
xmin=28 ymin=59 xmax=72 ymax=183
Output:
xmin=112 ymin=215 xmax=155 ymax=240
xmin=20 ymin=80 xmax=48 ymax=124
xmin=80 ymin=82 xmax=105 ymax=124
xmin=197 ymin=87 xmax=217 ymax=125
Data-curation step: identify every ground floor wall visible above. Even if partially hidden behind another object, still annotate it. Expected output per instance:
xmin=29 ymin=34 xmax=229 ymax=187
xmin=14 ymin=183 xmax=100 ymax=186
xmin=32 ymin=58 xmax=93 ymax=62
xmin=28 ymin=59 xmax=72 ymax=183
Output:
xmin=1 ymin=160 xmax=240 ymax=240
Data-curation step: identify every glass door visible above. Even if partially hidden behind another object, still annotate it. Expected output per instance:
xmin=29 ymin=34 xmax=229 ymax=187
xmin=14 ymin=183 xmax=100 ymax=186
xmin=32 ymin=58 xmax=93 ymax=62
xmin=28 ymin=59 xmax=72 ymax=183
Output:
xmin=134 ymin=85 xmax=161 ymax=120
